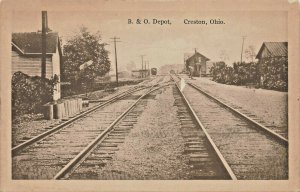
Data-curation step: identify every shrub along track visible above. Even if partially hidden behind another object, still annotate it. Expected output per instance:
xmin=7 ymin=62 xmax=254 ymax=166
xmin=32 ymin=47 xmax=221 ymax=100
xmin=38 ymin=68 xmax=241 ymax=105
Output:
xmin=172 ymin=75 xmax=288 ymax=179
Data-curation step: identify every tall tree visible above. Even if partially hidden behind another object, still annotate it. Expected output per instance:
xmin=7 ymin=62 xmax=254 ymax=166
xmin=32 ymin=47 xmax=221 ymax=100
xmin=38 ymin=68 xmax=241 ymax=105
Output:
xmin=62 ymin=26 xmax=110 ymax=87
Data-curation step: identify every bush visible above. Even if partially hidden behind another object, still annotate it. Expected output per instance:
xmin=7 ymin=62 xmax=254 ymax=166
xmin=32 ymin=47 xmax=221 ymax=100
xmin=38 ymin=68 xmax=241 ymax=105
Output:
xmin=12 ymin=72 xmax=56 ymax=117
xmin=209 ymin=57 xmax=287 ymax=92
xmin=260 ymin=57 xmax=288 ymax=91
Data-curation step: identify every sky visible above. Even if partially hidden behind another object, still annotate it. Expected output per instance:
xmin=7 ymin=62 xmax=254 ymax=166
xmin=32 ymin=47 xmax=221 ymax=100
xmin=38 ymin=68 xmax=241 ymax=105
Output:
xmin=12 ymin=9 xmax=287 ymax=72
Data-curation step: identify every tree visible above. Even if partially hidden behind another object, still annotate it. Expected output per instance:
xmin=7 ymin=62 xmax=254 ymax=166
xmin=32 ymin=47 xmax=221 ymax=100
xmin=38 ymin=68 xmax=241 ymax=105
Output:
xmin=62 ymin=26 xmax=111 ymax=90
xmin=244 ymin=45 xmax=256 ymax=62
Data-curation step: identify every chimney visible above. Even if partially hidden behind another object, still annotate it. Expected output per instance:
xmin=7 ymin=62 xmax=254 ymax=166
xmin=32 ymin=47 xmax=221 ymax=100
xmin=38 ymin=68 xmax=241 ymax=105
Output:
xmin=42 ymin=11 xmax=48 ymax=31
xmin=41 ymin=11 xmax=47 ymax=78
xmin=194 ymin=48 xmax=197 ymax=54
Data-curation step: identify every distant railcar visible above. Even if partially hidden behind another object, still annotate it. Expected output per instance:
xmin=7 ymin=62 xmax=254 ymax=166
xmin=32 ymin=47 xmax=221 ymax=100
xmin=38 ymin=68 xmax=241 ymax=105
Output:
xmin=151 ymin=68 xmax=157 ymax=75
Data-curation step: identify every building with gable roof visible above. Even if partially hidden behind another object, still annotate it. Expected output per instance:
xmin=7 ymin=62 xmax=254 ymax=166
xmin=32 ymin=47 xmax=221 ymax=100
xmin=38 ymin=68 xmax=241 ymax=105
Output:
xmin=185 ymin=49 xmax=210 ymax=77
xmin=256 ymin=42 xmax=288 ymax=86
xmin=11 ymin=32 xmax=62 ymax=100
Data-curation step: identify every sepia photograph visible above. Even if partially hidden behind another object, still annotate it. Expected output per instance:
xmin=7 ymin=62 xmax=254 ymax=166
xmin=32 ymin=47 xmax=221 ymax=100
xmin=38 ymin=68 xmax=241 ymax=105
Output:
xmin=1 ymin=0 xmax=299 ymax=191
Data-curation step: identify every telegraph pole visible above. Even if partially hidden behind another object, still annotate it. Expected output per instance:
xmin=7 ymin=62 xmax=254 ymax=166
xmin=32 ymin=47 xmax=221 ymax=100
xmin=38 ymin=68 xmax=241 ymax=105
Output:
xmin=110 ymin=37 xmax=121 ymax=86
xmin=240 ymin=36 xmax=246 ymax=64
xmin=144 ymin=61 xmax=147 ymax=77
xmin=140 ymin=55 xmax=145 ymax=78
xmin=145 ymin=61 xmax=148 ymax=70
xmin=147 ymin=61 xmax=150 ymax=77
xmin=144 ymin=61 xmax=149 ymax=77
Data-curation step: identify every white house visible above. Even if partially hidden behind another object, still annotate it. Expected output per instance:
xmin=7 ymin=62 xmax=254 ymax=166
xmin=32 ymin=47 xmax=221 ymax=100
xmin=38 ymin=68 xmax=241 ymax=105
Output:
xmin=11 ymin=32 xmax=62 ymax=100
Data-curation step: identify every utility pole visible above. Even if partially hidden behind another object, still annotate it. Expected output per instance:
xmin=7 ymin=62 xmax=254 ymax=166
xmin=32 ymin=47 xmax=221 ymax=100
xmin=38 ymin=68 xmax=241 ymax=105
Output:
xmin=110 ymin=37 xmax=121 ymax=86
xmin=144 ymin=61 xmax=147 ymax=77
xmin=140 ymin=55 xmax=145 ymax=78
xmin=240 ymin=36 xmax=246 ymax=64
xmin=41 ymin=11 xmax=47 ymax=79
xmin=147 ymin=61 xmax=150 ymax=77
xmin=145 ymin=61 xmax=148 ymax=70
xmin=144 ymin=61 xmax=149 ymax=77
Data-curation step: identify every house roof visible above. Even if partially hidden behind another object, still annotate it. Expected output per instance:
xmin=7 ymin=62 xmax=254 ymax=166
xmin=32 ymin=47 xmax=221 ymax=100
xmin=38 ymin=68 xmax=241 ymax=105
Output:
xmin=12 ymin=32 xmax=59 ymax=55
xmin=256 ymin=42 xmax=288 ymax=59
xmin=186 ymin=51 xmax=210 ymax=63
xmin=184 ymin=53 xmax=194 ymax=61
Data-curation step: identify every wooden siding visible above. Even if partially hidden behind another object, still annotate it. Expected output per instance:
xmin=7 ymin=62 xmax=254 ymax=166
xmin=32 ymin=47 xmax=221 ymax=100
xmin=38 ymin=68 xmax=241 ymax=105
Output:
xmin=12 ymin=50 xmax=53 ymax=79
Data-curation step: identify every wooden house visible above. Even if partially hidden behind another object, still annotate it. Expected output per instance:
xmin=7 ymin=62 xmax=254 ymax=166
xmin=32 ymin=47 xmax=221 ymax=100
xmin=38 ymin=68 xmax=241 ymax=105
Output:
xmin=11 ymin=32 xmax=62 ymax=100
xmin=185 ymin=50 xmax=210 ymax=77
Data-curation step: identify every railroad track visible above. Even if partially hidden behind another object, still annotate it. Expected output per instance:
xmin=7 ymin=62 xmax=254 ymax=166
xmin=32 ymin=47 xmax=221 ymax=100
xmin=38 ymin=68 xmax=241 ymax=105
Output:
xmin=12 ymin=77 xmax=164 ymax=156
xmin=171 ymin=75 xmax=288 ymax=179
xmin=172 ymin=87 xmax=236 ymax=179
xmin=170 ymin=76 xmax=237 ymax=180
xmin=12 ymin=79 xmax=170 ymax=179
xmin=60 ymin=91 xmax=151 ymax=180
xmin=187 ymin=82 xmax=288 ymax=141
xmin=64 ymin=78 xmax=236 ymax=180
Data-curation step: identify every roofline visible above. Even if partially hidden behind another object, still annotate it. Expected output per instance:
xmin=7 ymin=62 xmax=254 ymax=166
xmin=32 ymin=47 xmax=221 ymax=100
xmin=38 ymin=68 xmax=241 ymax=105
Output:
xmin=11 ymin=42 xmax=25 ymax=54
xmin=11 ymin=42 xmax=54 ymax=55
xmin=256 ymin=43 xmax=265 ymax=59
xmin=186 ymin=52 xmax=210 ymax=62
xmin=256 ymin=42 xmax=288 ymax=59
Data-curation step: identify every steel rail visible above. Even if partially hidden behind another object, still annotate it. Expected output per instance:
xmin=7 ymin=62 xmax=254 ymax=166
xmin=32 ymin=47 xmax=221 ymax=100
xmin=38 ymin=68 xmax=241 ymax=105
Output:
xmin=53 ymin=84 xmax=169 ymax=180
xmin=187 ymin=82 xmax=288 ymax=145
xmin=170 ymin=75 xmax=237 ymax=180
xmin=12 ymin=85 xmax=152 ymax=156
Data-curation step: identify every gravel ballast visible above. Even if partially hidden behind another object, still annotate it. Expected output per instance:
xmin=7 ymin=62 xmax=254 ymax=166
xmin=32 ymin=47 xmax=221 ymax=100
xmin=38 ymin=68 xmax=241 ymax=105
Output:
xmin=84 ymin=86 xmax=191 ymax=179
xmin=181 ymin=75 xmax=288 ymax=135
